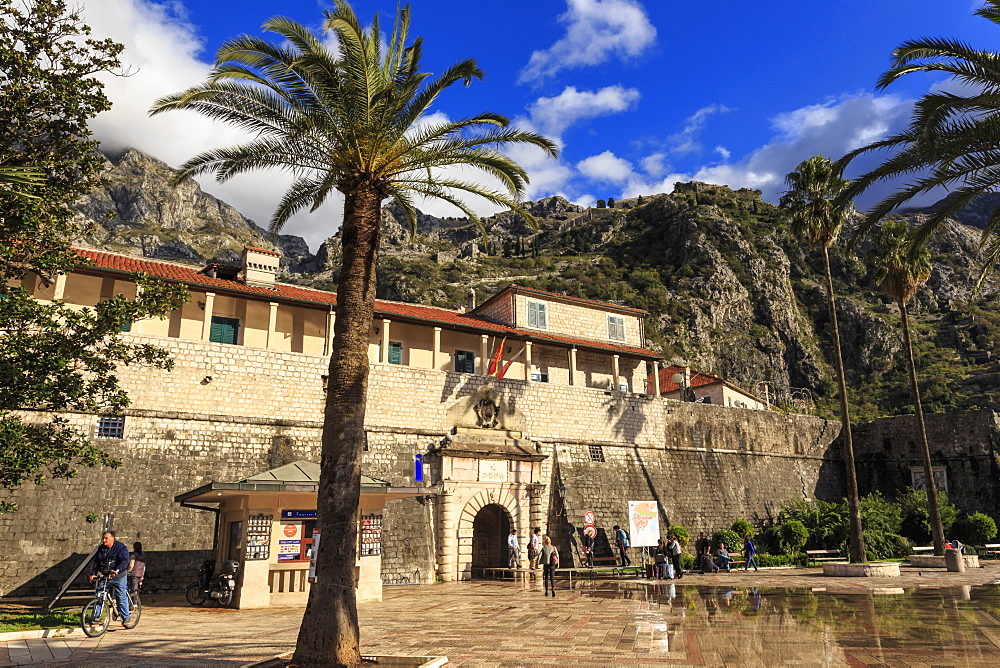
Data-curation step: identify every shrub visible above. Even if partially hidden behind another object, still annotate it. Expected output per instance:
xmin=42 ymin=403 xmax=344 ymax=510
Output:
xmin=667 ymin=524 xmax=690 ymax=548
xmin=712 ymin=529 xmax=742 ymax=552
xmin=681 ymin=553 xmax=695 ymax=570
xmin=965 ymin=512 xmax=998 ymax=545
xmin=778 ymin=520 xmax=809 ymax=553
xmin=863 ymin=529 xmax=911 ymax=560
xmin=730 ymin=519 xmax=753 ymax=538
xmin=897 ymin=488 xmax=958 ymax=541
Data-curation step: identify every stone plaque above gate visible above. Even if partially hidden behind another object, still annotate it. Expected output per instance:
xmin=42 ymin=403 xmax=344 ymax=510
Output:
xmin=479 ymin=459 xmax=508 ymax=483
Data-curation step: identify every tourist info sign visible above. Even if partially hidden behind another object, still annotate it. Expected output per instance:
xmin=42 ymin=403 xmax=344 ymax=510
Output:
xmin=627 ymin=501 xmax=659 ymax=547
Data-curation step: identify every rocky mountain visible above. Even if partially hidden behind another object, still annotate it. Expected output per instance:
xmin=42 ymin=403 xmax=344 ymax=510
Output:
xmin=74 ymin=149 xmax=319 ymax=272
xmin=73 ymin=149 xmax=1000 ymax=419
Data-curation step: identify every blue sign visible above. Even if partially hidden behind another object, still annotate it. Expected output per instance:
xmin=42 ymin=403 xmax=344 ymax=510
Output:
xmin=415 ymin=454 xmax=424 ymax=482
xmin=281 ymin=510 xmax=317 ymax=519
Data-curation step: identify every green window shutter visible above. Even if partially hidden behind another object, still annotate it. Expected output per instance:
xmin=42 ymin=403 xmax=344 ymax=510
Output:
xmin=120 ymin=321 xmax=132 ymax=333
xmin=210 ymin=316 xmax=240 ymax=345
xmin=388 ymin=341 xmax=403 ymax=365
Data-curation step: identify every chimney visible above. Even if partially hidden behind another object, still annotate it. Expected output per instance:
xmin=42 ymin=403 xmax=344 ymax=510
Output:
xmin=242 ymin=246 xmax=281 ymax=288
xmin=468 ymin=288 xmax=477 ymax=312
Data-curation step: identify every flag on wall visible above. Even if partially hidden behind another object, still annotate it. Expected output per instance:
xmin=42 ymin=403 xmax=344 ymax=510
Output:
xmin=497 ymin=346 xmax=525 ymax=381
xmin=487 ymin=337 xmax=506 ymax=376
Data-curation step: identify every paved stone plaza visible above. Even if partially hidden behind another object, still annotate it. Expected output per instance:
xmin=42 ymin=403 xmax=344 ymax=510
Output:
xmin=3 ymin=565 xmax=1000 ymax=666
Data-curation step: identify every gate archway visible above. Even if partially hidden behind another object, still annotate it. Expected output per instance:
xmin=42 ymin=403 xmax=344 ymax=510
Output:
xmin=471 ymin=504 xmax=511 ymax=569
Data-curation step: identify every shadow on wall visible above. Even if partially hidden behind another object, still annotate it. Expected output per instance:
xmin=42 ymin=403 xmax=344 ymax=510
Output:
xmin=4 ymin=550 xmax=211 ymax=598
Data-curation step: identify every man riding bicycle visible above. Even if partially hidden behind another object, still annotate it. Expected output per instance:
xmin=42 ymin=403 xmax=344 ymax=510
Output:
xmin=89 ymin=531 xmax=131 ymax=627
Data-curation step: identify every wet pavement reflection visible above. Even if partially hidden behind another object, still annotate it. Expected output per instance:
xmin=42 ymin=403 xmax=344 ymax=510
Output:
xmin=576 ymin=581 xmax=1000 ymax=666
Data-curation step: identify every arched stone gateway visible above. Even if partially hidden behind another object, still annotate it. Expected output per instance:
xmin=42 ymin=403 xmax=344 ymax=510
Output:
xmin=455 ymin=489 xmax=523 ymax=580
xmin=471 ymin=503 xmax=512 ymax=570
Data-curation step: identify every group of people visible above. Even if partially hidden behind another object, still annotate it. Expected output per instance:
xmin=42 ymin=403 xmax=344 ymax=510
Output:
xmin=87 ymin=531 xmax=147 ymax=628
xmin=652 ymin=534 xmax=685 ymax=578
xmin=695 ymin=531 xmax=759 ymax=574
xmin=510 ymin=528 xmax=561 ymax=596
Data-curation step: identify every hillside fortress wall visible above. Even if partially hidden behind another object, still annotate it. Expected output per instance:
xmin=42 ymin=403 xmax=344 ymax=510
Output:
xmin=2 ymin=335 xmax=845 ymax=596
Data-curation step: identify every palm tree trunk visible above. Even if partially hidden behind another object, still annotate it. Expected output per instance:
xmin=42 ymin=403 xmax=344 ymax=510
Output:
xmin=822 ymin=247 xmax=867 ymax=563
xmin=898 ymin=299 xmax=946 ymax=555
xmin=293 ymin=184 xmax=384 ymax=667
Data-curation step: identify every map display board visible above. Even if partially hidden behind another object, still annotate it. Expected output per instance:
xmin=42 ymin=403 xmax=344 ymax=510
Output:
xmin=627 ymin=501 xmax=659 ymax=547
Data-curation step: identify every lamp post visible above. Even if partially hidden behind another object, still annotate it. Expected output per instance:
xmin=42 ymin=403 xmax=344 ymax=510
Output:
xmin=671 ymin=368 xmax=690 ymax=402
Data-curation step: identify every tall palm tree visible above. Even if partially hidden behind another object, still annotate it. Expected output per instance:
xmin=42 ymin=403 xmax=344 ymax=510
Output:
xmin=837 ymin=0 xmax=1000 ymax=286
xmin=0 ymin=165 xmax=44 ymax=198
xmin=779 ymin=155 xmax=867 ymax=563
xmin=868 ymin=219 xmax=946 ymax=554
xmin=151 ymin=3 xmax=557 ymax=665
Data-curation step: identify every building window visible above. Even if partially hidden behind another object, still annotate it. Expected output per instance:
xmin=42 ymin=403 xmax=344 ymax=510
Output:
xmin=530 ymin=371 xmax=549 ymax=383
xmin=454 ymin=350 xmax=475 ymax=373
xmin=95 ymin=416 xmax=125 ymax=439
xmin=588 ymin=445 xmax=605 ymax=462
xmin=526 ymin=299 xmax=548 ymax=330
xmin=607 ymin=314 xmax=625 ymax=342
xmin=209 ymin=316 xmax=240 ymax=345
xmin=618 ymin=381 xmax=629 ymax=392
xmin=387 ymin=341 xmax=403 ymax=365
xmin=120 ymin=320 xmax=132 ymax=333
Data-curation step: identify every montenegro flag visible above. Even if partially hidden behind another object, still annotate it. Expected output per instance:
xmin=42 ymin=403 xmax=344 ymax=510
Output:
xmin=487 ymin=337 xmax=506 ymax=376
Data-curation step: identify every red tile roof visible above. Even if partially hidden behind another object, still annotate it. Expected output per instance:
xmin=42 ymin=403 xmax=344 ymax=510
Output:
xmin=73 ymin=247 xmax=660 ymax=359
xmin=653 ymin=365 xmax=723 ymax=393
xmin=244 ymin=246 xmax=281 ymax=256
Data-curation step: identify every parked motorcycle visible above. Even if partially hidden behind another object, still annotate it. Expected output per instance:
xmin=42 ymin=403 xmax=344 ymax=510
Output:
xmin=185 ymin=559 xmax=239 ymax=606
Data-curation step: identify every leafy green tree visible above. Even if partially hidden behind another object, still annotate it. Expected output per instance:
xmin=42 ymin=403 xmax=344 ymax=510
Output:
xmin=778 ymin=520 xmax=809 ymax=554
xmin=731 ymin=518 xmax=753 ymax=538
xmin=965 ymin=512 xmax=997 ymax=545
xmin=712 ymin=528 xmax=741 ymax=551
xmin=779 ymin=155 xmax=867 ymax=563
xmin=0 ymin=0 xmax=187 ymax=514
xmin=666 ymin=524 xmax=690 ymax=548
xmin=596 ymin=199 xmax=606 ymax=208
xmin=607 ymin=196 xmax=616 ymax=208
xmin=837 ymin=1 xmax=1000 ymax=286
xmin=897 ymin=488 xmax=957 ymax=543
xmin=868 ymin=219 xmax=946 ymax=554
xmin=151 ymin=2 xmax=556 ymax=663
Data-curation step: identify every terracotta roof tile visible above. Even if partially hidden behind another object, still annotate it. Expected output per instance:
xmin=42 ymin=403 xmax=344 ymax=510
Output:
xmin=244 ymin=246 xmax=281 ymax=256
xmin=74 ymin=247 xmax=660 ymax=359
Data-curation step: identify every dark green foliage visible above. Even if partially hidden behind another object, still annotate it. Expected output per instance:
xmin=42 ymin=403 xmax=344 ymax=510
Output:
xmin=606 ymin=197 xmax=615 ymax=208
xmin=964 ymin=512 xmax=997 ymax=545
xmin=666 ymin=524 xmax=690 ymax=548
xmin=730 ymin=518 xmax=754 ymax=538
xmin=896 ymin=488 xmax=958 ymax=543
xmin=778 ymin=520 xmax=810 ymax=553
xmin=712 ymin=528 xmax=742 ymax=552
xmin=0 ymin=0 xmax=187 ymax=513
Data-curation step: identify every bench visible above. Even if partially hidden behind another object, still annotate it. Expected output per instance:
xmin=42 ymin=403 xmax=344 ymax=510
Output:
xmin=912 ymin=546 xmax=934 ymax=553
xmin=575 ymin=546 xmax=621 ymax=568
xmin=805 ymin=549 xmax=843 ymax=565
xmin=984 ymin=544 xmax=1000 ymax=559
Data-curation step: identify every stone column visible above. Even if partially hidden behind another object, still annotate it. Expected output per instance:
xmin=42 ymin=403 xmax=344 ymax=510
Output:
xmin=437 ymin=489 xmax=459 ymax=582
xmin=324 ymin=309 xmax=336 ymax=356
xmin=569 ymin=348 xmax=578 ymax=386
xmin=200 ymin=292 xmax=216 ymax=341
xmin=651 ymin=360 xmax=660 ymax=396
xmin=612 ymin=354 xmax=620 ymax=391
xmin=524 ymin=341 xmax=533 ymax=382
xmin=529 ymin=484 xmax=546 ymax=535
xmin=380 ymin=319 xmax=391 ymax=363
xmin=52 ymin=273 xmax=67 ymax=301
xmin=480 ymin=335 xmax=489 ymax=374
xmin=432 ymin=327 xmax=441 ymax=370
xmin=266 ymin=302 xmax=279 ymax=349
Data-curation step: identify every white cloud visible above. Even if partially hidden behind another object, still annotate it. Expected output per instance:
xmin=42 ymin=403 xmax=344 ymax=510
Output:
xmin=669 ymin=104 xmax=732 ymax=155
xmin=83 ymin=0 xmax=342 ymax=251
xmin=577 ymin=151 xmax=634 ymax=184
xmin=524 ymin=85 xmax=640 ymax=138
xmin=518 ymin=0 xmax=656 ymax=84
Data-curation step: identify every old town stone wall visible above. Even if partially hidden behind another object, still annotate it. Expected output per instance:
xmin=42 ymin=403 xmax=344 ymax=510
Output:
xmin=2 ymin=335 xmax=845 ymax=596
xmin=853 ymin=409 xmax=1000 ymax=518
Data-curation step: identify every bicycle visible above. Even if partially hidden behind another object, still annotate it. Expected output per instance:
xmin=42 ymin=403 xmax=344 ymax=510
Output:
xmin=80 ymin=573 xmax=141 ymax=637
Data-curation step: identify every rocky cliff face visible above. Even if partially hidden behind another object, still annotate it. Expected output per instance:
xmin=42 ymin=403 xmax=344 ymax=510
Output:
xmin=74 ymin=149 xmax=318 ymax=272
xmin=75 ymin=148 xmax=1000 ymax=418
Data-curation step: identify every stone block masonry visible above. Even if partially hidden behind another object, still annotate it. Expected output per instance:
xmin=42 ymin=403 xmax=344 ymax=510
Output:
xmin=2 ymin=335 xmax=846 ymax=596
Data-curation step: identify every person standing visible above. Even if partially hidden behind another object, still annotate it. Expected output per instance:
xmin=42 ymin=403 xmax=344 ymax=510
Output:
xmin=613 ymin=525 xmax=632 ymax=567
xmin=528 ymin=528 xmax=542 ymax=569
xmin=695 ymin=531 xmax=712 ymax=574
xmin=127 ymin=542 xmax=146 ymax=593
xmin=654 ymin=538 xmax=670 ymax=578
xmin=539 ymin=535 xmax=559 ymax=596
xmin=89 ymin=531 xmax=131 ymax=626
xmin=581 ymin=529 xmax=595 ymax=568
xmin=507 ymin=529 xmax=520 ymax=569
xmin=667 ymin=533 xmax=683 ymax=579
xmin=743 ymin=535 xmax=759 ymax=572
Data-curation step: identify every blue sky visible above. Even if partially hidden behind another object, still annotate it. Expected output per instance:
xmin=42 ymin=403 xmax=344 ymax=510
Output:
xmin=84 ymin=0 xmax=992 ymax=250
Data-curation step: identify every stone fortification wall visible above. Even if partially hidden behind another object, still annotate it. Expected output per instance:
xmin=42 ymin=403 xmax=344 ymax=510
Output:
xmin=2 ymin=335 xmax=845 ymax=596
xmin=549 ymin=402 xmax=844 ymax=563
xmin=852 ymin=409 xmax=1000 ymax=517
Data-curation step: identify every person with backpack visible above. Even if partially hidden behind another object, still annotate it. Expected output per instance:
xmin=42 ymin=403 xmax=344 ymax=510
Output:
xmin=613 ymin=525 xmax=632 ymax=567
xmin=539 ymin=535 xmax=559 ymax=596
xmin=743 ymin=535 xmax=759 ymax=572
xmin=667 ymin=533 xmax=683 ymax=579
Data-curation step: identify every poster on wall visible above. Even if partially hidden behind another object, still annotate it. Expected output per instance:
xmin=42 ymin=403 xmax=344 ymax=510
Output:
xmin=277 ymin=522 xmax=302 ymax=562
xmin=627 ymin=501 xmax=659 ymax=547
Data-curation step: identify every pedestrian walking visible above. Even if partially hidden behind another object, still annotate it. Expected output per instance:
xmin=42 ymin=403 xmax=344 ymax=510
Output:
xmin=539 ymin=535 xmax=559 ymax=596
xmin=743 ymin=536 xmax=759 ymax=572
xmin=528 ymin=528 xmax=542 ymax=569
xmin=127 ymin=542 xmax=146 ymax=593
xmin=507 ymin=529 xmax=520 ymax=569
xmin=613 ymin=525 xmax=632 ymax=567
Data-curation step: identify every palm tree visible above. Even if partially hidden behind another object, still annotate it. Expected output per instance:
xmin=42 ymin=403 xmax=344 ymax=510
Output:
xmin=868 ymin=219 xmax=946 ymax=554
xmin=151 ymin=3 xmax=557 ymax=665
xmin=0 ymin=164 xmax=44 ymax=198
xmin=837 ymin=0 xmax=1000 ymax=286
xmin=779 ymin=155 xmax=867 ymax=563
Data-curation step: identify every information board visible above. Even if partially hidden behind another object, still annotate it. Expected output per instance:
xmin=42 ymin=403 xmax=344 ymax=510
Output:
xmin=277 ymin=522 xmax=302 ymax=562
xmin=360 ymin=513 xmax=383 ymax=556
xmin=627 ymin=501 xmax=659 ymax=547
xmin=245 ymin=514 xmax=273 ymax=560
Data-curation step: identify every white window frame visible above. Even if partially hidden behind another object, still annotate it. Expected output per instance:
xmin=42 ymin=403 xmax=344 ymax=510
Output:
xmin=607 ymin=314 xmax=626 ymax=342
xmin=526 ymin=299 xmax=548 ymax=330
